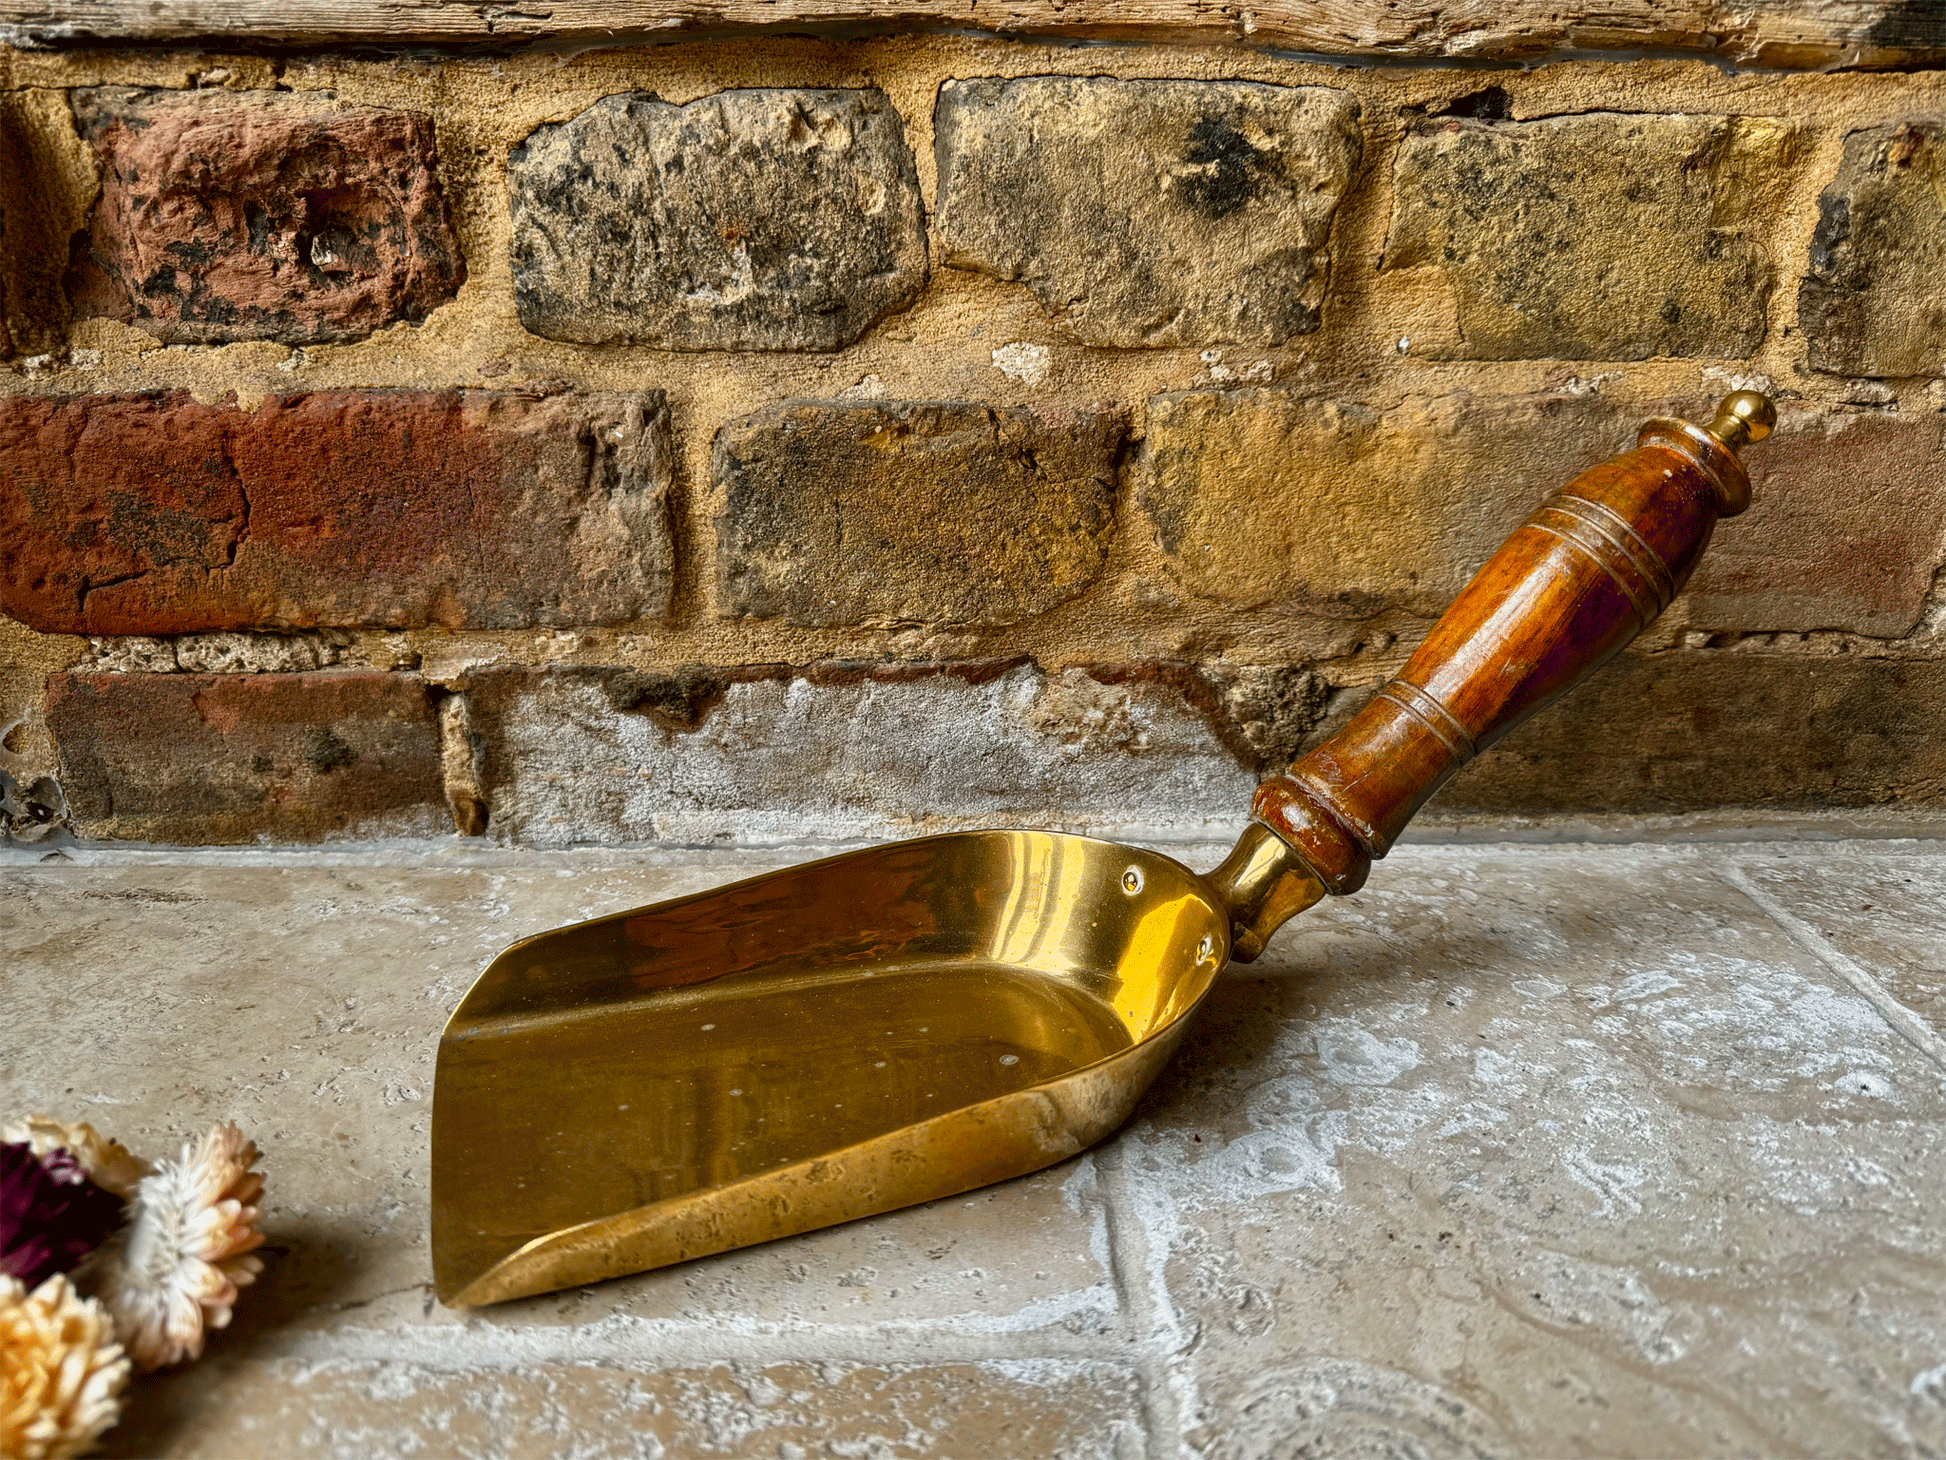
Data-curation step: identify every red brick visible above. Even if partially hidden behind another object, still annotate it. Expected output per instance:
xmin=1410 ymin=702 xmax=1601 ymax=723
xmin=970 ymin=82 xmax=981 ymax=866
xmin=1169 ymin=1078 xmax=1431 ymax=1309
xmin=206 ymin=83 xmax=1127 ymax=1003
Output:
xmin=46 ymin=670 xmax=445 ymax=844
xmin=1687 ymin=407 xmax=1946 ymax=638
xmin=67 ymin=87 xmax=465 ymax=345
xmin=0 ymin=389 xmax=673 ymax=634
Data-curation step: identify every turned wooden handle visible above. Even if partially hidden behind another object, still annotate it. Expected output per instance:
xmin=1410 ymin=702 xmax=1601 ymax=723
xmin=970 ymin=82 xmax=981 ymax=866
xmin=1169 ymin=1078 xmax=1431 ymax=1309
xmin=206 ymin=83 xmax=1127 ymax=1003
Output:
xmin=1252 ymin=392 xmax=1775 ymax=895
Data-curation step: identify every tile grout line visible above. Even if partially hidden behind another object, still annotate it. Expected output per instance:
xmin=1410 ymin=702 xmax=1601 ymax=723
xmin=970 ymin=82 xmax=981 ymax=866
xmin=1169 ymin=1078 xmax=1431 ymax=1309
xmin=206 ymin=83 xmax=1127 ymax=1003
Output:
xmin=257 ymin=1320 xmax=1129 ymax=1370
xmin=1095 ymin=1141 xmax=1188 ymax=1460
xmin=13 ymin=829 xmax=1945 ymax=872
xmin=1716 ymin=861 xmax=1946 ymax=1074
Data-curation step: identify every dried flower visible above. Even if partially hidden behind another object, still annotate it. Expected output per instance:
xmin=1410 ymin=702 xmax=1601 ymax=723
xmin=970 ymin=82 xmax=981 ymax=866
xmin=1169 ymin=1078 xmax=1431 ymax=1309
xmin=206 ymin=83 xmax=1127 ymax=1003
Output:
xmin=92 ymin=1124 xmax=265 ymax=1370
xmin=0 ymin=1274 xmax=129 ymax=1460
xmin=0 ymin=1146 xmax=123 ymax=1289
xmin=2 ymin=1119 xmax=151 ymax=1202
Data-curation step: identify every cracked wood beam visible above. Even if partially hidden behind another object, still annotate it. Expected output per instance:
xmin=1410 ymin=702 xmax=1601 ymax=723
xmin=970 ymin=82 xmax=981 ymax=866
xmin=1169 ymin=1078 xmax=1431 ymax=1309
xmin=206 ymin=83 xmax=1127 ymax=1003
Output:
xmin=0 ymin=0 xmax=1940 ymax=68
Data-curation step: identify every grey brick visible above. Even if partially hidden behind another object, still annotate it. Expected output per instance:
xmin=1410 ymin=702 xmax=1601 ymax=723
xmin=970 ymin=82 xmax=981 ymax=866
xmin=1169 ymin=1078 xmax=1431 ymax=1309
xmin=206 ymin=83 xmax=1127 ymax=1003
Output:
xmin=509 ymin=88 xmax=927 ymax=350
xmin=1383 ymin=112 xmax=1796 ymax=359
xmin=462 ymin=661 xmax=1256 ymax=846
xmin=936 ymin=76 xmax=1361 ymax=347
xmin=1799 ymin=120 xmax=1946 ymax=377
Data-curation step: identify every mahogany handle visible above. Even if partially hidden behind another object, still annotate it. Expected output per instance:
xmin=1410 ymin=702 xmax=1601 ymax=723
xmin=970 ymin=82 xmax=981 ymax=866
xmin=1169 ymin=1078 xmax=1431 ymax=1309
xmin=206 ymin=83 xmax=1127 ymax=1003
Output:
xmin=1251 ymin=391 xmax=1775 ymax=896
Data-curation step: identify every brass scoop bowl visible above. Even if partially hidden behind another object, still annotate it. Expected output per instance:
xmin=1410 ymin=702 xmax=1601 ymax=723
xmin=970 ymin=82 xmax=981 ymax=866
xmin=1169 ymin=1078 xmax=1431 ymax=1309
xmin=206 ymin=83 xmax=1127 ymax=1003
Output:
xmin=432 ymin=393 xmax=1775 ymax=1307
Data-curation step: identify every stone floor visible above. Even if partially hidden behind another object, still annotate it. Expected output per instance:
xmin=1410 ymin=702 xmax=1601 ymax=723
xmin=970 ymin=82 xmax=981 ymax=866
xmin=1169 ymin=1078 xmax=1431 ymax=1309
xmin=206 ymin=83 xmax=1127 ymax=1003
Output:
xmin=3 ymin=830 xmax=1944 ymax=1460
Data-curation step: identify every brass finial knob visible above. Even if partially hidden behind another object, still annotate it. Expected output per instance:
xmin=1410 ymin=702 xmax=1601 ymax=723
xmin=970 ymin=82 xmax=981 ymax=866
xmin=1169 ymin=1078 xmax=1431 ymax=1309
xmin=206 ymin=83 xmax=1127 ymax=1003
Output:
xmin=1707 ymin=390 xmax=1776 ymax=454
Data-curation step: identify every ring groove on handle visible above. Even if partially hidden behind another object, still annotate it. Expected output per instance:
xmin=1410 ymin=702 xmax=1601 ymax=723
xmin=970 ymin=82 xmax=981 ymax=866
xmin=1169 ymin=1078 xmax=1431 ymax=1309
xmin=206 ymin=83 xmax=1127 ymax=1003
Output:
xmin=1551 ymin=492 xmax=1681 ymax=606
xmin=1530 ymin=493 xmax=1679 ymax=623
xmin=1375 ymin=681 xmax=1478 ymax=760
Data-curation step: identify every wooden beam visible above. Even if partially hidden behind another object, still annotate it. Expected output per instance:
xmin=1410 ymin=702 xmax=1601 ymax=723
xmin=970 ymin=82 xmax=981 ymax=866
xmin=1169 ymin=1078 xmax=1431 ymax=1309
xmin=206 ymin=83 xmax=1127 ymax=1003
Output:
xmin=0 ymin=0 xmax=1937 ymax=69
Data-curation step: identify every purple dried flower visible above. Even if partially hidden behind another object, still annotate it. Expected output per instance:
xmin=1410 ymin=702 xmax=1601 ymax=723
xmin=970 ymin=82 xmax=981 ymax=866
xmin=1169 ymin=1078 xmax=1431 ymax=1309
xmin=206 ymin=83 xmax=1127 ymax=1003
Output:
xmin=1 ymin=1140 xmax=124 ymax=1286
xmin=39 ymin=1146 xmax=90 ymax=1186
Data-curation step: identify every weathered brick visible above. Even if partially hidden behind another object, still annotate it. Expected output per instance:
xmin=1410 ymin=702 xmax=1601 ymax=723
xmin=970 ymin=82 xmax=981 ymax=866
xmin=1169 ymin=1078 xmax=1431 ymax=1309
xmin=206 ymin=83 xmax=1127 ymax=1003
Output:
xmin=714 ymin=400 xmax=1122 ymax=627
xmin=1383 ymin=113 xmax=1795 ymax=359
xmin=0 ymin=389 xmax=673 ymax=635
xmin=67 ymin=88 xmax=465 ymax=346
xmin=0 ymin=768 xmax=64 ymax=842
xmin=1138 ymin=389 xmax=1943 ymax=637
xmin=46 ymin=670 xmax=445 ymax=844
xmin=0 ymin=647 xmax=66 ymax=842
xmin=1688 ymin=406 xmax=1946 ymax=637
xmin=1196 ymin=662 xmax=1333 ymax=770
xmin=1799 ymin=120 xmax=1946 ymax=377
xmin=936 ymin=77 xmax=1361 ymax=347
xmin=462 ymin=661 xmax=1256 ymax=846
xmin=1442 ymin=651 xmax=1946 ymax=813
xmin=1136 ymin=389 xmax=1627 ymax=619
xmin=509 ymin=89 xmax=927 ymax=350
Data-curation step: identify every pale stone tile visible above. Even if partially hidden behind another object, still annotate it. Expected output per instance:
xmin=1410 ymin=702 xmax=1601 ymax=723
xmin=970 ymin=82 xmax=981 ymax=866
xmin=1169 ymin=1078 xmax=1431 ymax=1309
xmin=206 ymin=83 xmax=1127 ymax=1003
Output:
xmin=1736 ymin=847 xmax=1946 ymax=1044
xmin=1119 ymin=844 xmax=1946 ymax=1459
xmin=98 ymin=1355 xmax=1145 ymax=1460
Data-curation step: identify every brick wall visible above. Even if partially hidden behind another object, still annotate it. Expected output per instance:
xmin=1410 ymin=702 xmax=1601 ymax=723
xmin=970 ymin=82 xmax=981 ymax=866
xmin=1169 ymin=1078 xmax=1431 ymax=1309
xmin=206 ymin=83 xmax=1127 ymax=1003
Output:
xmin=0 ymin=30 xmax=1942 ymax=846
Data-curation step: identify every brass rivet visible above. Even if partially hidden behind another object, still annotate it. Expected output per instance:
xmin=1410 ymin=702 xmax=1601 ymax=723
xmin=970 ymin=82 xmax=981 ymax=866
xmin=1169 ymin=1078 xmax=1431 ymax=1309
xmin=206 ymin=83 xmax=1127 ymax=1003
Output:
xmin=1121 ymin=868 xmax=1143 ymax=894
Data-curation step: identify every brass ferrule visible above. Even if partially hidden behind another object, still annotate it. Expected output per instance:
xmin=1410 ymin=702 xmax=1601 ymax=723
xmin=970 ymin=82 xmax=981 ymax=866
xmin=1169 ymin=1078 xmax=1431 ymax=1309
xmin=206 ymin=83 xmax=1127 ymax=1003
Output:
xmin=1204 ymin=821 xmax=1327 ymax=964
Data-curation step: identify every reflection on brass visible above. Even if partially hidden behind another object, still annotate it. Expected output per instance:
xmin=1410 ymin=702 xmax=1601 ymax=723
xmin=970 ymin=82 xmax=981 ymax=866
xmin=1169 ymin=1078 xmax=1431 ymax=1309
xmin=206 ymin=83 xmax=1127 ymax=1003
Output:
xmin=1706 ymin=389 xmax=1777 ymax=452
xmin=1205 ymin=822 xmax=1327 ymax=964
xmin=433 ymin=831 xmax=1234 ymax=1306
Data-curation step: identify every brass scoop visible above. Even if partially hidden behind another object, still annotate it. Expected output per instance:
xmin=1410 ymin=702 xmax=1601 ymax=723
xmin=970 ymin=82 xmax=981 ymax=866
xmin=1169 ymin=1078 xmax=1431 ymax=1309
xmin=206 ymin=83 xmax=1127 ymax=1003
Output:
xmin=431 ymin=393 xmax=1776 ymax=1307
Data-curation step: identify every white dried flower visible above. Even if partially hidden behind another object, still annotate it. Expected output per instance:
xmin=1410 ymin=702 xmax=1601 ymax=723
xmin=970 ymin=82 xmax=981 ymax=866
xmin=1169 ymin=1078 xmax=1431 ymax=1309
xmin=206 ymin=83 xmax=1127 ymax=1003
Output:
xmin=1 ymin=1117 xmax=151 ymax=1201
xmin=0 ymin=1274 xmax=129 ymax=1460
xmin=91 ymin=1124 xmax=265 ymax=1370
